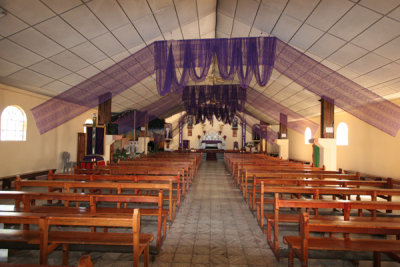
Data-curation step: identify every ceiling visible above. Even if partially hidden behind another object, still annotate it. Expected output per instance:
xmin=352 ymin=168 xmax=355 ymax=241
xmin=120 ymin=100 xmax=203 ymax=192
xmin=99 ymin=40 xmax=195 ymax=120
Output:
xmin=1 ymin=0 xmax=400 ymax=125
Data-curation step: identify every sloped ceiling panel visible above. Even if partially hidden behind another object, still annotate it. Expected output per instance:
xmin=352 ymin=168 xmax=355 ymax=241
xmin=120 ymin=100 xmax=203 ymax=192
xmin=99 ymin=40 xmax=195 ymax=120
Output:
xmin=0 ymin=0 xmax=400 ymax=135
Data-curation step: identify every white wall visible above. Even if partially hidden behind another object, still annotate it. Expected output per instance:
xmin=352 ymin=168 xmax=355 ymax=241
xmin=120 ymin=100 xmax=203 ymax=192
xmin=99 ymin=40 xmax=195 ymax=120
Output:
xmin=288 ymin=99 xmax=400 ymax=179
xmin=0 ymin=84 xmax=96 ymax=177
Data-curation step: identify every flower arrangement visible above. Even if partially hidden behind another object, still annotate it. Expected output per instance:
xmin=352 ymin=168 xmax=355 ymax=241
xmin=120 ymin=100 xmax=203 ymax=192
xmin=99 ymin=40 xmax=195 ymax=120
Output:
xmin=113 ymin=148 xmax=129 ymax=163
xmin=245 ymin=142 xmax=255 ymax=148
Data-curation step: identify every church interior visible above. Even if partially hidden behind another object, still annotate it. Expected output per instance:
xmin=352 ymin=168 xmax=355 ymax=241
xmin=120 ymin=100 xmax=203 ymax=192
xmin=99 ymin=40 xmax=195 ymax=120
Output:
xmin=1 ymin=0 xmax=400 ymax=266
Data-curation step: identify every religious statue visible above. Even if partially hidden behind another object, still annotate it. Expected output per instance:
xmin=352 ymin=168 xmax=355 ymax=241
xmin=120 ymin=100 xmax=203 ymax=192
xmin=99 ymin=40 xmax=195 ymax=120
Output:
xmin=164 ymin=123 xmax=172 ymax=139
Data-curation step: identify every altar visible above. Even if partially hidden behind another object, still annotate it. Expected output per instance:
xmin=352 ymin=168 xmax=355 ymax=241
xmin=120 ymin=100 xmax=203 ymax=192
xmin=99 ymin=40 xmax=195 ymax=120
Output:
xmin=199 ymin=130 xmax=225 ymax=150
xmin=201 ymin=140 xmax=222 ymax=149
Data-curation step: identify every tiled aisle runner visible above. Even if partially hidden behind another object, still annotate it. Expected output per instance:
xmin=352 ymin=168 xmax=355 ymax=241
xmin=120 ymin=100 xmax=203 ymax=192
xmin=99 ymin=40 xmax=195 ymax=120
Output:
xmin=152 ymin=160 xmax=277 ymax=267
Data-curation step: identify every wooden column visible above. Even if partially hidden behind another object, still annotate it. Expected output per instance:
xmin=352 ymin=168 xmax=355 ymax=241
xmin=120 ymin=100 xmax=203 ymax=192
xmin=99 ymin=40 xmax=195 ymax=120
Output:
xmin=279 ymin=113 xmax=287 ymax=139
xmin=242 ymin=113 xmax=246 ymax=149
xmin=320 ymin=97 xmax=334 ymax=138
xmin=260 ymin=121 xmax=269 ymax=153
xmin=98 ymin=93 xmax=112 ymax=126
xmin=133 ymin=110 xmax=136 ymax=141
xmin=145 ymin=111 xmax=149 ymax=137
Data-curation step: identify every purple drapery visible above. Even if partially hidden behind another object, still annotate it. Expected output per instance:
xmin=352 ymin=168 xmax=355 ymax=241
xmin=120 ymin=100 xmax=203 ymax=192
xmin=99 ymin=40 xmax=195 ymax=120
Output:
xmin=274 ymin=39 xmax=400 ymax=137
xmin=260 ymin=122 xmax=268 ymax=140
xmin=179 ymin=120 xmax=183 ymax=148
xmin=252 ymin=124 xmax=261 ymax=141
xmin=242 ymin=121 xmax=246 ymax=148
xmin=30 ymin=37 xmax=400 ymax=137
xmin=155 ymin=37 xmax=276 ymax=95
xmin=31 ymin=44 xmax=155 ymax=134
xmin=85 ymin=127 xmax=105 ymax=155
xmin=244 ymin=114 xmax=278 ymax=144
xmin=183 ymin=85 xmax=246 ymax=125
xmin=266 ymin=127 xmax=278 ymax=144
xmin=114 ymin=110 xmax=146 ymax=134
xmin=246 ymin=87 xmax=319 ymax=137
xmin=280 ymin=113 xmax=288 ymax=126
xmin=114 ymin=94 xmax=182 ymax=134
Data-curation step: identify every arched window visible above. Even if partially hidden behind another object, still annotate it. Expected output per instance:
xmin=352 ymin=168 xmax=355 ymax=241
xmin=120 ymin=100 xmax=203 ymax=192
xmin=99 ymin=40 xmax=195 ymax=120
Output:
xmin=336 ymin=122 xmax=348 ymax=146
xmin=1 ymin=105 xmax=27 ymax=141
xmin=304 ymin=127 xmax=311 ymax=144
xmin=83 ymin=118 xmax=93 ymax=133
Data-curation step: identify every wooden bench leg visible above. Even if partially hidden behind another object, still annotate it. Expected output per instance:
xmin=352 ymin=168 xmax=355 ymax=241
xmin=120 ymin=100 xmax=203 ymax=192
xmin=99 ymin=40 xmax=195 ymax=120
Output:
xmin=162 ymin=215 xmax=167 ymax=246
xmin=273 ymin=225 xmax=280 ymax=260
xmin=78 ymin=255 xmax=93 ymax=267
xmin=39 ymin=218 xmax=49 ymax=265
xmin=62 ymin=244 xmax=69 ymax=265
xmin=144 ymin=244 xmax=149 ymax=267
xmin=266 ymin=220 xmax=272 ymax=246
xmin=373 ymin=252 xmax=381 ymax=267
xmin=288 ymin=245 xmax=294 ymax=267
xmin=133 ymin=247 xmax=140 ymax=267
xmin=156 ymin=216 xmax=162 ymax=248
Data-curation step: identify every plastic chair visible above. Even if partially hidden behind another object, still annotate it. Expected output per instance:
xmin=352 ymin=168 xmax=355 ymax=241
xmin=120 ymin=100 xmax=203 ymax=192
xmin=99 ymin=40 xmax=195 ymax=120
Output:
xmin=62 ymin=152 xmax=76 ymax=174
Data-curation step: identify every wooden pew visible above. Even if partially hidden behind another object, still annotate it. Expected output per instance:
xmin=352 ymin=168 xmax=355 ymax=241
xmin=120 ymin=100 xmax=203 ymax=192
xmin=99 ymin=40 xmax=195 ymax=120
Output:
xmin=242 ymin=170 xmax=351 ymax=200
xmin=0 ymin=169 xmax=56 ymax=190
xmin=229 ymin=156 xmax=313 ymax=177
xmin=146 ymin=152 xmax=201 ymax=167
xmin=45 ymin=173 xmax=179 ymax=219
xmin=284 ymin=212 xmax=400 ymax=267
xmin=0 ymin=210 xmax=152 ymax=266
xmin=248 ymin=173 xmax=367 ymax=210
xmin=262 ymin=192 xmax=400 ymax=260
xmin=236 ymin=163 xmax=323 ymax=185
xmin=257 ymin=184 xmax=400 ymax=229
xmin=0 ymin=254 xmax=93 ymax=267
xmin=116 ymin=160 xmax=195 ymax=180
xmin=107 ymin=166 xmax=187 ymax=195
xmin=73 ymin=168 xmax=111 ymax=175
xmin=107 ymin=162 xmax=192 ymax=188
xmin=3 ymin=189 xmax=167 ymax=248
xmin=240 ymin=168 xmax=343 ymax=191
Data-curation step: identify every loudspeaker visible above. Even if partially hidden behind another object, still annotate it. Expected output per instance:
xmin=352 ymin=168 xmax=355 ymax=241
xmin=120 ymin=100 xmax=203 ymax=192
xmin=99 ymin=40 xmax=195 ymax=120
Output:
xmin=107 ymin=123 xmax=118 ymax=135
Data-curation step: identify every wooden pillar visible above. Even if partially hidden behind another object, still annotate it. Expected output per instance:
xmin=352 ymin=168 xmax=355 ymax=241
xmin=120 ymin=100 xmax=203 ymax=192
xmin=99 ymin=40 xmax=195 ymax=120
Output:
xmin=320 ymin=97 xmax=334 ymax=138
xmin=279 ymin=113 xmax=287 ymax=139
xmin=260 ymin=121 xmax=268 ymax=153
xmin=133 ymin=110 xmax=136 ymax=141
xmin=98 ymin=93 xmax=112 ymax=126
xmin=242 ymin=113 xmax=246 ymax=149
xmin=145 ymin=111 xmax=149 ymax=137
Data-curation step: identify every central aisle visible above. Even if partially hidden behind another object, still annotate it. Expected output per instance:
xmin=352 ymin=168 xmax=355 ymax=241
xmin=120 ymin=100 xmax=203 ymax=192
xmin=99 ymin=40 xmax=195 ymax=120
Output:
xmin=152 ymin=160 xmax=277 ymax=266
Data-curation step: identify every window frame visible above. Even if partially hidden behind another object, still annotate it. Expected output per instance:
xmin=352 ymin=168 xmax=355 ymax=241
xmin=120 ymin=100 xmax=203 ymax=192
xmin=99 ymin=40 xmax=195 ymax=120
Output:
xmin=83 ymin=118 xmax=93 ymax=133
xmin=336 ymin=122 xmax=349 ymax=146
xmin=304 ymin=127 xmax=312 ymax=144
xmin=1 ymin=105 xmax=27 ymax=141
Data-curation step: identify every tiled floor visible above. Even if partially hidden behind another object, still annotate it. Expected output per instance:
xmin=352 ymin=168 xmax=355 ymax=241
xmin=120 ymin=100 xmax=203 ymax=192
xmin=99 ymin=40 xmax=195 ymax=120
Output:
xmin=151 ymin=161 xmax=277 ymax=267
